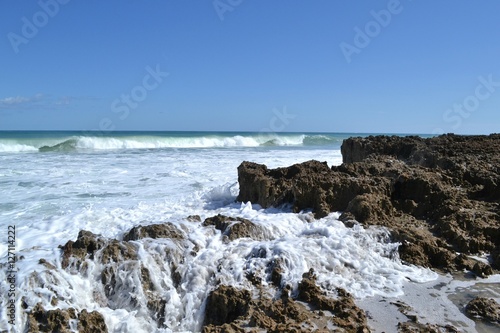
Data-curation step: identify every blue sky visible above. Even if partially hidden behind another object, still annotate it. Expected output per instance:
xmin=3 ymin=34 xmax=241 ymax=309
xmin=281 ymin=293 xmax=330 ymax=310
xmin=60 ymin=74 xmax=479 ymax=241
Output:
xmin=1 ymin=1 xmax=499 ymax=134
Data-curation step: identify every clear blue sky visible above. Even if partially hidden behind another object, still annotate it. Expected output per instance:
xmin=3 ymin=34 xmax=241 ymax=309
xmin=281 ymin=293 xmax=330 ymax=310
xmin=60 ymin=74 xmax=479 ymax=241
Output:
xmin=1 ymin=0 xmax=499 ymax=134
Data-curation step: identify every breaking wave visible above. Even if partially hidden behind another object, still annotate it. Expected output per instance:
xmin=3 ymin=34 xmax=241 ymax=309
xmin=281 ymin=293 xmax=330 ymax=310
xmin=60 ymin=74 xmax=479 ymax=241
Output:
xmin=0 ymin=132 xmax=343 ymax=153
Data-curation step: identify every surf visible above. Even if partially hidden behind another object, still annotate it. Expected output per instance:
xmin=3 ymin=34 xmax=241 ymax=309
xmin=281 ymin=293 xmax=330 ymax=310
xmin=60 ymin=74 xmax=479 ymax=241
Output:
xmin=0 ymin=131 xmax=345 ymax=153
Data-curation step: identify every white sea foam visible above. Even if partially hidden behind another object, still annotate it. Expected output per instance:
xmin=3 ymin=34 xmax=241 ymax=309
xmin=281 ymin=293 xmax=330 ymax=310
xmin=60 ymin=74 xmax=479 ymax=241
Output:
xmin=0 ymin=132 xmax=346 ymax=153
xmin=0 ymin=143 xmax=38 ymax=152
xmin=0 ymin=133 xmax=319 ymax=153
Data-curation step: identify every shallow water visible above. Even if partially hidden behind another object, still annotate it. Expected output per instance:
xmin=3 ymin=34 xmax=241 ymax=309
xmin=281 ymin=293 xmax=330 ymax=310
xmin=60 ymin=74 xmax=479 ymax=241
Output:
xmin=358 ymin=273 xmax=500 ymax=333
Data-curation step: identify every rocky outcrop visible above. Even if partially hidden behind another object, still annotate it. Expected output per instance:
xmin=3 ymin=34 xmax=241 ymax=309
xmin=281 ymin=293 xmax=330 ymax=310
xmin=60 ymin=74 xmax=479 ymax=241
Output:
xmin=57 ymin=222 xmax=191 ymax=329
xmin=203 ymin=285 xmax=252 ymax=327
xmin=341 ymin=134 xmax=500 ymax=201
xmin=123 ymin=222 xmax=185 ymax=241
xmin=237 ymin=160 xmax=352 ymax=218
xmin=237 ymin=134 xmax=500 ymax=273
xmin=465 ymin=297 xmax=500 ymax=324
xmin=60 ymin=230 xmax=106 ymax=270
xmin=62 ymin=222 xmax=185 ymax=270
xmin=202 ymin=269 xmax=370 ymax=333
xmin=202 ymin=214 xmax=268 ymax=241
xmin=297 ymin=269 xmax=368 ymax=331
xmin=77 ymin=309 xmax=109 ymax=332
xmin=27 ymin=303 xmax=107 ymax=333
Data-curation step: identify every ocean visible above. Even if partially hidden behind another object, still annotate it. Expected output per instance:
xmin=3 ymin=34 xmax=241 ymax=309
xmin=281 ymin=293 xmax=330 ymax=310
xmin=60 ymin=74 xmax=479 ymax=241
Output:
xmin=0 ymin=131 xmax=498 ymax=332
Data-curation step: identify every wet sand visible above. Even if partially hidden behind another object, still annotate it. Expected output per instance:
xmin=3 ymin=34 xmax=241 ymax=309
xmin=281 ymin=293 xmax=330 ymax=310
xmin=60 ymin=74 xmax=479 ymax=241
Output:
xmin=357 ymin=272 xmax=500 ymax=332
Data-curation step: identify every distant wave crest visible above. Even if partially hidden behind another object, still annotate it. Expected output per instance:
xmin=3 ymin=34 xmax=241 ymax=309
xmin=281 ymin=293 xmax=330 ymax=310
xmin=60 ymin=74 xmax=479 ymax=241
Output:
xmin=0 ymin=143 xmax=38 ymax=153
xmin=39 ymin=139 xmax=79 ymax=152
xmin=0 ymin=133 xmax=341 ymax=153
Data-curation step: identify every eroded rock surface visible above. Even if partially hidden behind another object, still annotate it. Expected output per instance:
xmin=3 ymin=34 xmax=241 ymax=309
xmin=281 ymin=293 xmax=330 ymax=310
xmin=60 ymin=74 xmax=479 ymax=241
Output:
xmin=203 ymin=285 xmax=252 ymax=327
xmin=27 ymin=303 xmax=107 ymax=333
xmin=202 ymin=214 xmax=268 ymax=241
xmin=202 ymin=269 xmax=370 ymax=333
xmin=57 ymin=222 xmax=190 ymax=329
xmin=237 ymin=134 xmax=500 ymax=273
xmin=123 ymin=222 xmax=185 ymax=241
xmin=465 ymin=297 xmax=500 ymax=324
xmin=60 ymin=230 xmax=105 ymax=269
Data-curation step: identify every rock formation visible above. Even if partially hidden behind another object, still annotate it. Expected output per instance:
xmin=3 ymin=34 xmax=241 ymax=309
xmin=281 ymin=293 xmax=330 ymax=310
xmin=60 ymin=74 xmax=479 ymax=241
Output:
xmin=55 ymin=223 xmax=190 ymax=329
xmin=237 ymin=134 xmax=500 ymax=274
xmin=202 ymin=269 xmax=370 ymax=333
xmin=27 ymin=303 xmax=108 ymax=333
xmin=466 ymin=297 xmax=500 ymax=324
xmin=123 ymin=222 xmax=185 ymax=241
xmin=202 ymin=214 xmax=268 ymax=241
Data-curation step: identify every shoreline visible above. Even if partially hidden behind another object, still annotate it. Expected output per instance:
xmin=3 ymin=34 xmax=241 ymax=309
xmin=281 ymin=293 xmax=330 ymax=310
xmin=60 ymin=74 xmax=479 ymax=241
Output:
xmin=358 ymin=272 xmax=500 ymax=333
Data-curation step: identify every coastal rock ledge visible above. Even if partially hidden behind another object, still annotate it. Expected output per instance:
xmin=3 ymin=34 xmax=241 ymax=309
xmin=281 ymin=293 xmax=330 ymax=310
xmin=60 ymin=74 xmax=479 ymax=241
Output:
xmin=237 ymin=134 xmax=500 ymax=273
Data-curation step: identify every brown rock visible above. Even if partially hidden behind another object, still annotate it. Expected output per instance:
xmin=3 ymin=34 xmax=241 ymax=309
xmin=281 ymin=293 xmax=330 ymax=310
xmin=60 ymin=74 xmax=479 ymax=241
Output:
xmin=342 ymin=193 xmax=395 ymax=224
xmin=203 ymin=214 xmax=266 ymax=241
xmin=187 ymin=215 xmax=202 ymax=222
xmin=61 ymin=229 xmax=171 ymax=328
xmin=28 ymin=303 xmax=73 ymax=333
xmin=27 ymin=303 xmax=107 ymax=333
xmin=267 ymin=258 xmax=284 ymax=287
xmin=342 ymin=134 xmax=500 ymax=201
xmin=60 ymin=230 xmax=105 ymax=269
xmin=100 ymin=240 xmax=138 ymax=263
xmin=203 ymin=285 xmax=251 ymax=326
xmin=77 ymin=309 xmax=108 ymax=333
xmin=297 ymin=269 xmax=331 ymax=309
xmin=123 ymin=222 xmax=184 ymax=241
xmin=202 ymin=273 xmax=370 ymax=333
xmin=237 ymin=160 xmax=350 ymax=218
xmin=466 ymin=297 xmax=500 ymax=323
xmin=203 ymin=323 xmax=249 ymax=333
xmin=297 ymin=269 xmax=369 ymax=332
xmin=38 ymin=258 xmax=56 ymax=270
xmin=341 ymin=135 xmax=427 ymax=165
xmin=141 ymin=265 xmax=167 ymax=326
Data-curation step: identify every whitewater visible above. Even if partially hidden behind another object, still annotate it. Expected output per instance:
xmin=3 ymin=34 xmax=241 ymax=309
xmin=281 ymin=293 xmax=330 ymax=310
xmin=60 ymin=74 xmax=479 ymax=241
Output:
xmin=0 ymin=131 xmax=346 ymax=153
xmin=0 ymin=131 xmax=497 ymax=332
